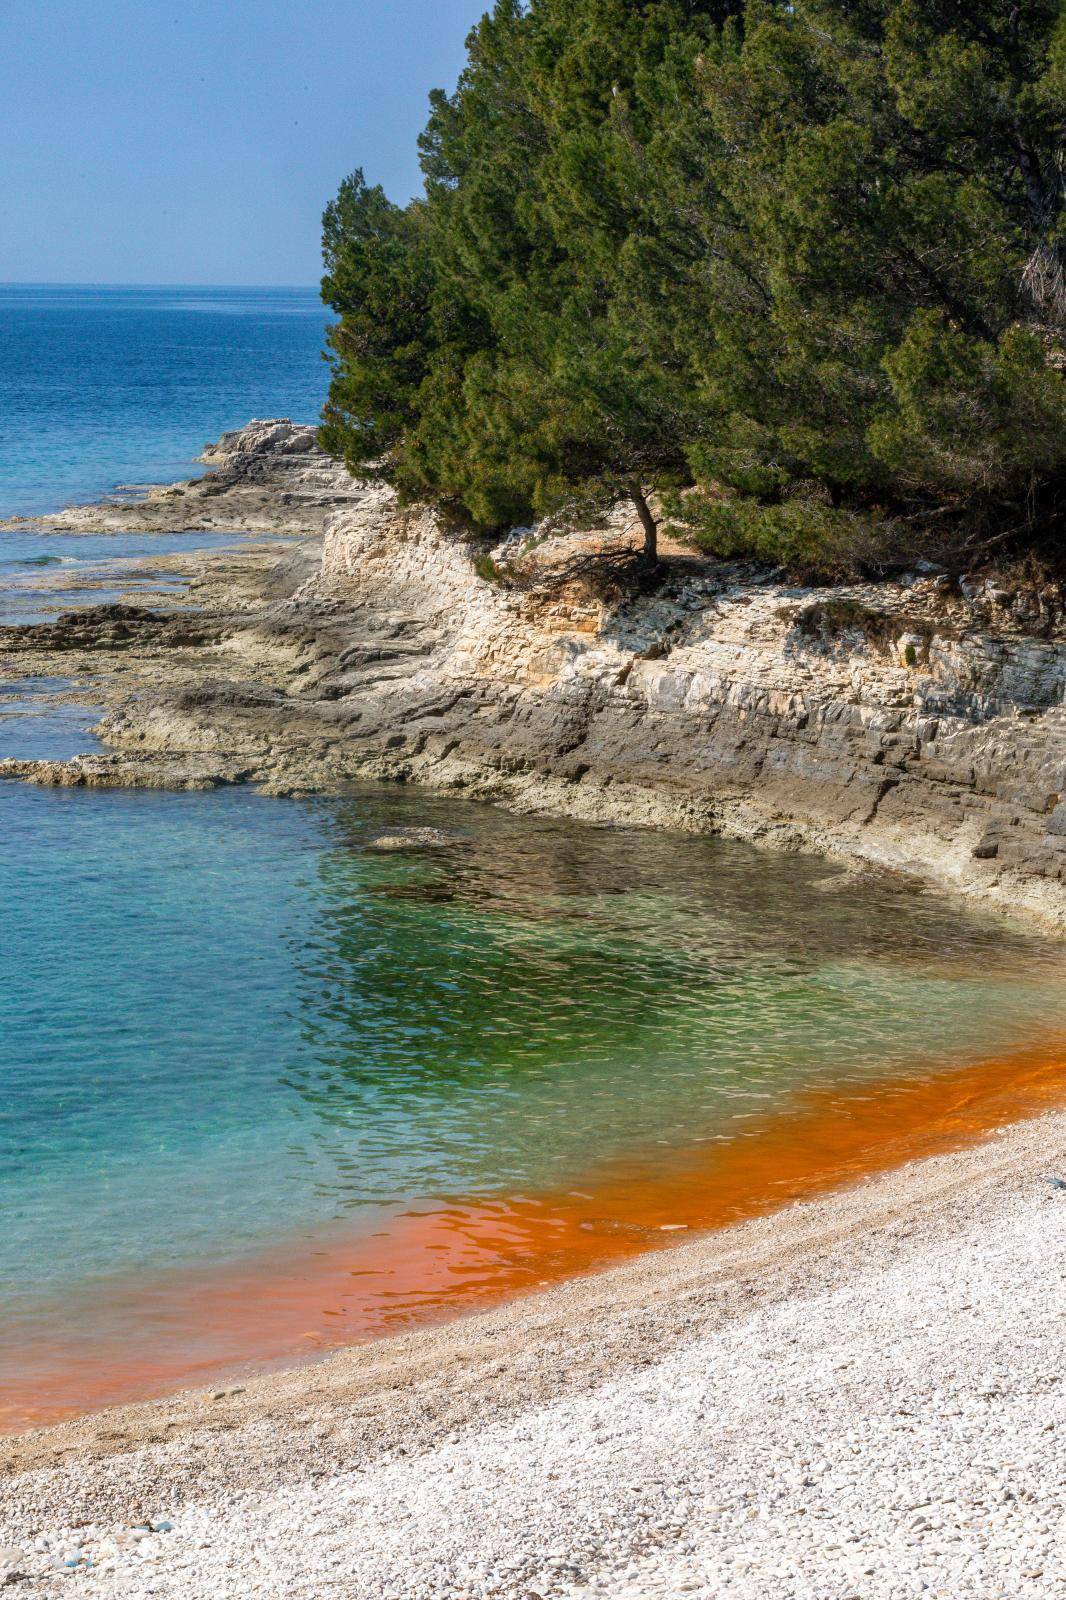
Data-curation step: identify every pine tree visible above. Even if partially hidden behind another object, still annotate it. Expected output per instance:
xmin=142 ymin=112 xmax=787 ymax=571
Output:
xmin=321 ymin=1 xmax=735 ymax=556
xmin=685 ymin=0 xmax=1066 ymax=568
xmin=319 ymin=172 xmax=436 ymax=485
xmin=320 ymin=0 xmax=1066 ymax=576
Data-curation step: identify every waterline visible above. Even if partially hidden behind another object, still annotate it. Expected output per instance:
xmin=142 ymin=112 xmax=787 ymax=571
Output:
xmin=5 ymin=1033 xmax=1065 ymax=1431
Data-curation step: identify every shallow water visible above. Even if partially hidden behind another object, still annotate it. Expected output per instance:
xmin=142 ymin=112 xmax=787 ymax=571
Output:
xmin=0 ymin=679 xmax=103 ymax=760
xmin=0 ymin=530 xmax=253 ymax=572
xmin=0 ymin=532 xmax=250 ymax=624
xmin=1 ymin=779 xmax=1065 ymax=1424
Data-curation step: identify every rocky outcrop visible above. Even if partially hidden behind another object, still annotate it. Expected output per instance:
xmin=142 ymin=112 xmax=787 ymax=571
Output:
xmin=7 ymin=423 xmax=1063 ymax=929
xmin=0 ymin=419 xmax=362 ymax=535
xmin=287 ymin=490 xmax=1066 ymax=927
xmin=200 ymin=419 xmax=321 ymax=463
xmin=0 ymin=604 xmax=223 ymax=653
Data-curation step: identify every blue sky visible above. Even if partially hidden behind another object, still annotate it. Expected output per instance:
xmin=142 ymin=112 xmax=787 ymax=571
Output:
xmin=0 ymin=0 xmax=488 ymax=286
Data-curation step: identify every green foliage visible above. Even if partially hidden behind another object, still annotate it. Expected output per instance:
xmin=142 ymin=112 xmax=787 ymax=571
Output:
xmin=473 ymin=552 xmax=505 ymax=585
xmin=319 ymin=172 xmax=437 ymax=484
xmin=870 ymin=317 xmax=1066 ymax=493
xmin=321 ymin=0 xmax=1066 ymax=576
xmin=668 ymin=485 xmax=879 ymax=578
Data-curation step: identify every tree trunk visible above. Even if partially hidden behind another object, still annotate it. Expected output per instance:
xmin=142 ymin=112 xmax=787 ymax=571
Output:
xmin=630 ymin=486 xmax=658 ymax=564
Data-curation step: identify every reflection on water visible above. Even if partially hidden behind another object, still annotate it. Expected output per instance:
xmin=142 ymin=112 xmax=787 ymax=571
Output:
xmin=282 ymin=791 xmax=1060 ymax=1203
xmin=1 ymin=780 xmax=1064 ymax=1425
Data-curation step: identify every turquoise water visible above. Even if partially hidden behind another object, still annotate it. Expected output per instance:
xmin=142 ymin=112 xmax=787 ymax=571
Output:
xmin=0 ymin=680 xmax=104 ymax=761
xmin=0 ymin=284 xmax=328 ymax=518
xmin=2 ymin=780 xmax=1065 ymax=1335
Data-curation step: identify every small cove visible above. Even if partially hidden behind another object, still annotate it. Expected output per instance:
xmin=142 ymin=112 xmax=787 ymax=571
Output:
xmin=1 ymin=775 xmax=1065 ymax=1428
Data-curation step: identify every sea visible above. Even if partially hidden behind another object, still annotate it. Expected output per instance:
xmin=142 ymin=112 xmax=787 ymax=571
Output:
xmin=2 ymin=284 xmax=1066 ymax=1429
xmin=0 ymin=283 xmax=329 ymax=519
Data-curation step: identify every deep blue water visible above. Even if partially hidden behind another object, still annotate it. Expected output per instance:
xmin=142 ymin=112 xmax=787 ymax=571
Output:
xmin=0 ymin=283 xmax=329 ymax=518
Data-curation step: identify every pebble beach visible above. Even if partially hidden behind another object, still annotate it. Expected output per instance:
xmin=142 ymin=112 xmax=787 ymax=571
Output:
xmin=3 ymin=1106 xmax=1064 ymax=1598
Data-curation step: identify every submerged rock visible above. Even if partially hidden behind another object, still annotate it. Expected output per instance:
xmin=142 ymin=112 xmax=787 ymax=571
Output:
xmin=367 ymin=828 xmax=458 ymax=851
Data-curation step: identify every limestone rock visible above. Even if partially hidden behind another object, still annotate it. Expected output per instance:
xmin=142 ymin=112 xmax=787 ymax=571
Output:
xmin=293 ymin=487 xmax=1066 ymax=928
xmin=199 ymin=418 xmax=319 ymax=463
xmin=9 ymin=432 xmax=1062 ymax=932
xmin=2 ymin=419 xmax=362 ymax=537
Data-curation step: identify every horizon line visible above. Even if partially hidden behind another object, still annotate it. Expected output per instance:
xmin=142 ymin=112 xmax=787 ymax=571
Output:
xmin=0 ymin=280 xmax=322 ymax=292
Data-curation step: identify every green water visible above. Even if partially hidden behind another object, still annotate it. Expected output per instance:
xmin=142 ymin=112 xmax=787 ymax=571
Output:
xmin=3 ymin=777 xmax=1064 ymax=1360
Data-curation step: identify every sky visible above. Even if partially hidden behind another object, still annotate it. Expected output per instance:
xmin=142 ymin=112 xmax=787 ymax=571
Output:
xmin=0 ymin=0 xmax=489 ymax=286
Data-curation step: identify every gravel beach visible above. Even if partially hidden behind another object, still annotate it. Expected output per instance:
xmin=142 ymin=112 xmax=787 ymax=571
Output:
xmin=3 ymin=1107 xmax=1064 ymax=1598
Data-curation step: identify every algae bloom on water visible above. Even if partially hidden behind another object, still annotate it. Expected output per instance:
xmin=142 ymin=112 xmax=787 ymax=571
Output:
xmin=2 ymin=778 xmax=1065 ymax=1425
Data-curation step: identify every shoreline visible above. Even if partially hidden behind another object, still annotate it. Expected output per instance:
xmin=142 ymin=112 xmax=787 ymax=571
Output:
xmin=0 ymin=419 xmax=1063 ymax=936
xmin=2 ymin=1105 xmax=1064 ymax=1595
xmin=2 ymin=425 xmax=1066 ymax=1593
xmin=0 ymin=419 xmax=360 ymax=539
xmin=4 ymin=1030 xmax=1066 ymax=1439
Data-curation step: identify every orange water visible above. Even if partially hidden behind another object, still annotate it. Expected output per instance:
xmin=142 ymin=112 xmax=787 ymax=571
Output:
xmin=6 ymin=1036 xmax=1065 ymax=1434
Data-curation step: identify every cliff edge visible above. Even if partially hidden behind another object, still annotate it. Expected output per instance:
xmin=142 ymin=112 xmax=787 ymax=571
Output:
xmin=294 ymin=487 xmax=1066 ymax=927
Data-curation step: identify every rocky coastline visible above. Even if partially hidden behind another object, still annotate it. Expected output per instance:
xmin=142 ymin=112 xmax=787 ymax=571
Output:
xmin=0 ymin=418 xmax=365 ymax=538
xmin=4 ymin=424 xmax=1066 ymax=1599
xmin=3 ymin=418 xmax=1065 ymax=932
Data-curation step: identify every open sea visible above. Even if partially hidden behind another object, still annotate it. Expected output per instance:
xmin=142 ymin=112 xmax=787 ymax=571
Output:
xmin=0 ymin=283 xmax=329 ymax=518
xmin=2 ymin=284 xmax=1066 ymax=1429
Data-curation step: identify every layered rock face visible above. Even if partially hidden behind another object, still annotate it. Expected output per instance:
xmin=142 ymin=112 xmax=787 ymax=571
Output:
xmin=23 ymin=421 xmax=1059 ymax=926
xmin=303 ymin=488 xmax=1066 ymax=926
